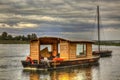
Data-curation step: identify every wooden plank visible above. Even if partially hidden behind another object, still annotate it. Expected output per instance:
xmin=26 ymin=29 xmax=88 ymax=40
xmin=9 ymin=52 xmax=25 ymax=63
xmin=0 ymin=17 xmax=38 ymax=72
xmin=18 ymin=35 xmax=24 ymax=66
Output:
xmin=86 ymin=43 xmax=92 ymax=57
xmin=69 ymin=43 xmax=76 ymax=59
xmin=30 ymin=40 xmax=40 ymax=63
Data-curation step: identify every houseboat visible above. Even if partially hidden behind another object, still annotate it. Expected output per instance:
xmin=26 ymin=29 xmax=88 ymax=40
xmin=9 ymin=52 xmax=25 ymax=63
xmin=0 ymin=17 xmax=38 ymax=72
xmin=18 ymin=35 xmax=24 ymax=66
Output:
xmin=21 ymin=37 xmax=99 ymax=70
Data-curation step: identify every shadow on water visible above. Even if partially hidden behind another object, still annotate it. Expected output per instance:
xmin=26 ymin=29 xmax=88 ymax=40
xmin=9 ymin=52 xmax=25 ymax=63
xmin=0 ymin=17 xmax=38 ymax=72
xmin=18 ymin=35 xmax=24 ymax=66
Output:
xmin=22 ymin=66 xmax=94 ymax=80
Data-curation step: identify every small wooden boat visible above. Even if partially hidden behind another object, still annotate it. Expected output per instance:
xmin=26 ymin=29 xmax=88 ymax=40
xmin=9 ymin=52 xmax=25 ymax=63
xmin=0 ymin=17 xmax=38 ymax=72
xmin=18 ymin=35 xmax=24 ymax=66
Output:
xmin=92 ymin=6 xmax=112 ymax=57
xmin=21 ymin=37 xmax=99 ymax=70
xmin=93 ymin=50 xmax=112 ymax=57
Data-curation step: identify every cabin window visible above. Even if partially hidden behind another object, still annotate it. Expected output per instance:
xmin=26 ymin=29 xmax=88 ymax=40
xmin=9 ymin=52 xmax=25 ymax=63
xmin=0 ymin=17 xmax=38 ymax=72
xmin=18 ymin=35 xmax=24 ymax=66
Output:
xmin=76 ymin=44 xmax=86 ymax=57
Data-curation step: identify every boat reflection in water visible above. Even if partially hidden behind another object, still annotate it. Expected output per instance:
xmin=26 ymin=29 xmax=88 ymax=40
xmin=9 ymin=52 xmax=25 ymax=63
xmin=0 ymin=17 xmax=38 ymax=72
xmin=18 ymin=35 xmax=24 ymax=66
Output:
xmin=23 ymin=67 xmax=92 ymax=80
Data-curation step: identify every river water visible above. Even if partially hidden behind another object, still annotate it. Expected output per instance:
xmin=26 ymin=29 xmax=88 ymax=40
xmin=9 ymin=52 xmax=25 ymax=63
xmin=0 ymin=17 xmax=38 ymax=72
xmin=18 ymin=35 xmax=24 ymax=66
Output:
xmin=0 ymin=44 xmax=120 ymax=80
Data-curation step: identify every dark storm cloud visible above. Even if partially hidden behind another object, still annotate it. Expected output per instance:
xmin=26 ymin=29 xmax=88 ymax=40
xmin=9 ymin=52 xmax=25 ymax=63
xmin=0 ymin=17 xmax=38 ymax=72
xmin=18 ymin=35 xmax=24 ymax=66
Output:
xmin=0 ymin=0 xmax=120 ymax=40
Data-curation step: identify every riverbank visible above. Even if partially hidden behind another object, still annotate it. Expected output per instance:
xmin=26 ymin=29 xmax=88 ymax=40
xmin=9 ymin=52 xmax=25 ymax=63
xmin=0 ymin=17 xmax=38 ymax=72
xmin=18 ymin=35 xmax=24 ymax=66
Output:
xmin=95 ymin=41 xmax=120 ymax=46
xmin=0 ymin=40 xmax=120 ymax=46
xmin=0 ymin=40 xmax=29 ymax=44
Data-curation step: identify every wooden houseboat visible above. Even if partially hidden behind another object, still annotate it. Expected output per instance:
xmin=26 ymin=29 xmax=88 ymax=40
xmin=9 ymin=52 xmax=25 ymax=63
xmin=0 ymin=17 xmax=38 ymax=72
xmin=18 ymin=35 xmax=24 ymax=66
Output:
xmin=21 ymin=37 xmax=99 ymax=70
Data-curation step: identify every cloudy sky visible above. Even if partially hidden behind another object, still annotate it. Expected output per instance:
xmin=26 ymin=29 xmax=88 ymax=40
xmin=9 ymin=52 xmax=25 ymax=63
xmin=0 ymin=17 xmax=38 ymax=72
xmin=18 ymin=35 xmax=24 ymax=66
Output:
xmin=0 ymin=0 xmax=120 ymax=40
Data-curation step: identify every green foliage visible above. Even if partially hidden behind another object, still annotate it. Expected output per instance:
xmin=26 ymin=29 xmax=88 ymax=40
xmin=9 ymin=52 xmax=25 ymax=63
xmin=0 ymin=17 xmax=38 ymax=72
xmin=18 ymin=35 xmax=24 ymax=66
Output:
xmin=27 ymin=33 xmax=37 ymax=40
xmin=1 ymin=32 xmax=8 ymax=40
xmin=0 ymin=32 xmax=38 ymax=44
xmin=95 ymin=41 xmax=120 ymax=46
xmin=7 ymin=35 xmax=13 ymax=40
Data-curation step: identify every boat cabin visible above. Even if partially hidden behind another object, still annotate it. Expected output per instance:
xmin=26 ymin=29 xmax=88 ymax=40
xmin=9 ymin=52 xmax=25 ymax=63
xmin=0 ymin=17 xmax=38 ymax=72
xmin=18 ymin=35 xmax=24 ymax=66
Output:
xmin=30 ymin=37 xmax=94 ymax=64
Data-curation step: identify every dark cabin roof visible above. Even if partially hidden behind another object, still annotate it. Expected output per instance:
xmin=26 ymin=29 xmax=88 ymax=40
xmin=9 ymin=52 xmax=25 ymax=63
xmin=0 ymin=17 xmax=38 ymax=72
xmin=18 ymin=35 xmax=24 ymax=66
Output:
xmin=31 ymin=37 xmax=94 ymax=44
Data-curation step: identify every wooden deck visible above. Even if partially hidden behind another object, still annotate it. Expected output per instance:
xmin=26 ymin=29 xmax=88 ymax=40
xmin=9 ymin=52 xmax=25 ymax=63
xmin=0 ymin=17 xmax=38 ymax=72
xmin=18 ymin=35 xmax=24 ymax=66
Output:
xmin=63 ymin=56 xmax=100 ymax=61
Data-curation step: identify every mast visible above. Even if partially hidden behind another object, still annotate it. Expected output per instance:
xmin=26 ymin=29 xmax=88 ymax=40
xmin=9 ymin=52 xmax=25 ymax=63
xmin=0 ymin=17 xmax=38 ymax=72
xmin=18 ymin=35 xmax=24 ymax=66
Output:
xmin=97 ymin=6 xmax=100 ymax=52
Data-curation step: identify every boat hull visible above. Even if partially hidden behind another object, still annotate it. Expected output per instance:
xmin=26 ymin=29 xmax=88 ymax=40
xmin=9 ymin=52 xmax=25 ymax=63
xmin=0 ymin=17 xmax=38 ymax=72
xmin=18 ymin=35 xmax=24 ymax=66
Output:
xmin=93 ymin=50 xmax=112 ymax=57
xmin=21 ymin=56 xmax=99 ymax=70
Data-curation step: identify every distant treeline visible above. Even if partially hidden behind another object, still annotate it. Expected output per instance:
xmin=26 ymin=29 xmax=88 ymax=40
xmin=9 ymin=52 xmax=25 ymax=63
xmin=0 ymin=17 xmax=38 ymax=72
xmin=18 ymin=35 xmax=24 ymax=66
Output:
xmin=95 ymin=40 xmax=120 ymax=46
xmin=0 ymin=32 xmax=37 ymax=44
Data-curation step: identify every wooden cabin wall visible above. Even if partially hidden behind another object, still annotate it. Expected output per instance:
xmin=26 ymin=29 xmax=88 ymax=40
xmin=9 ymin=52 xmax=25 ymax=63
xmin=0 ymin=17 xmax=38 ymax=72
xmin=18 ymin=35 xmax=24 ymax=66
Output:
xmin=86 ymin=43 xmax=92 ymax=57
xmin=60 ymin=41 xmax=69 ymax=60
xmin=69 ymin=43 xmax=76 ymax=59
xmin=30 ymin=40 xmax=40 ymax=63
xmin=51 ymin=43 xmax=58 ymax=57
